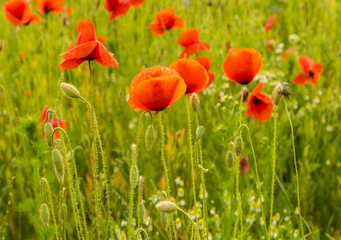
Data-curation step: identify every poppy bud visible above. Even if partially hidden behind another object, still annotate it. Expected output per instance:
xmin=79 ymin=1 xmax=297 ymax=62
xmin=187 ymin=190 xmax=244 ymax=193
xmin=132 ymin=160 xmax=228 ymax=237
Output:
xmin=138 ymin=202 xmax=145 ymax=225
xmin=196 ymin=126 xmax=205 ymax=140
xmin=44 ymin=122 xmax=53 ymax=147
xmin=156 ymin=201 xmax=177 ymax=213
xmin=0 ymin=40 xmax=3 ymax=52
xmin=225 ymin=150 xmax=234 ymax=170
xmin=60 ymin=83 xmax=80 ymax=99
xmin=52 ymin=149 xmax=65 ymax=184
xmin=130 ymin=164 xmax=139 ymax=189
xmin=233 ymin=136 xmax=243 ymax=157
xmin=189 ymin=93 xmax=200 ymax=111
xmin=160 ymin=212 xmax=168 ymax=227
xmin=54 ymin=139 xmax=63 ymax=153
xmin=40 ymin=203 xmax=50 ymax=228
xmin=273 ymin=83 xmax=283 ymax=105
xmin=145 ymin=125 xmax=155 ymax=151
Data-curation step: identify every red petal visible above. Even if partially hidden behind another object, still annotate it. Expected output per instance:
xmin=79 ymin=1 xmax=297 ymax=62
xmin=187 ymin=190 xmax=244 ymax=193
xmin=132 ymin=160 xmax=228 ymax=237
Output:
xmin=95 ymin=43 xmax=119 ymax=68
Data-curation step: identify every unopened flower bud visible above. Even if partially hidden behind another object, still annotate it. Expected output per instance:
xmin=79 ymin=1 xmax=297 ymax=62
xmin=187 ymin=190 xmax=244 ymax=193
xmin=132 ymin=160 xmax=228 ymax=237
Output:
xmin=156 ymin=201 xmax=177 ymax=213
xmin=52 ymin=149 xmax=65 ymax=184
xmin=138 ymin=202 xmax=145 ymax=225
xmin=233 ymin=136 xmax=243 ymax=157
xmin=189 ymin=93 xmax=200 ymax=111
xmin=225 ymin=150 xmax=234 ymax=170
xmin=44 ymin=122 xmax=53 ymax=147
xmin=145 ymin=125 xmax=155 ymax=151
xmin=40 ymin=203 xmax=50 ymax=228
xmin=60 ymin=83 xmax=80 ymax=99
xmin=196 ymin=126 xmax=205 ymax=140
xmin=273 ymin=83 xmax=283 ymax=105
xmin=130 ymin=164 xmax=139 ymax=189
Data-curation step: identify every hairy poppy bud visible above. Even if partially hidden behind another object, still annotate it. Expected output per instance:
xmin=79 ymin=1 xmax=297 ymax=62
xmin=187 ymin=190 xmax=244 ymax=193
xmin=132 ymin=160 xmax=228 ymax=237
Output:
xmin=138 ymin=202 xmax=145 ymax=225
xmin=160 ymin=212 xmax=168 ymax=227
xmin=60 ymin=83 xmax=80 ymax=99
xmin=225 ymin=150 xmax=234 ymax=170
xmin=145 ymin=125 xmax=155 ymax=151
xmin=52 ymin=149 xmax=65 ymax=184
xmin=196 ymin=126 xmax=205 ymax=140
xmin=189 ymin=93 xmax=200 ymax=111
xmin=40 ymin=203 xmax=50 ymax=228
xmin=44 ymin=122 xmax=53 ymax=147
xmin=130 ymin=164 xmax=139 ymax=189
xmin=273 ymin=83 xmax=283 ymax=105
xmin=156 ymin=201 xmax=177 ymax=213
xmin=234 ymin=136 xmax=243 ymax=157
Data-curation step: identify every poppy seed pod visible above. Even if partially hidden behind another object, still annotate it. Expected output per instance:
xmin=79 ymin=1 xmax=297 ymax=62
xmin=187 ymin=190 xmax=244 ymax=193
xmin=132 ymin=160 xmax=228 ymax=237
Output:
xmin=145 ymin=125 xmax=155 ymax=151
xmin=282 ymin=82 xmax=289 ymax=92
xmin=60 ymin=83 xmax=80 ymax=99
xmin=44 ymin=122 xmax=53 ymax=147
xmin=273 ymin=83 xmax=283 ymax=105
xmin=190 ymin=93 xmax=200 ymax=111
xmin=40 ymin=203 xmax=50 ymax=228
xmin=52 ymin=149 xmax=65 ymax=184
xmin=225 ymin=150 xmax=234 ymax=170
xmin=234 ymin=136 xmax=244 ymax=157
xmin=156 ymin=201 xmax=177 ymax=213
xmin=196 ymin=126 xmax=205 ymax=140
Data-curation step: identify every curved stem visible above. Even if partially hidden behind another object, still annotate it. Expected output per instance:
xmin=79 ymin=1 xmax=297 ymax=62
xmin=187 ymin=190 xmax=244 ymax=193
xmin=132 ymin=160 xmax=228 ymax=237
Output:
xmin=135 ymin=228 xmax=150 ymax=240
xmin=269 ymin=105 xmax=277 ymax=239
xmin=284 ymin=100 xmax=304 ymax=237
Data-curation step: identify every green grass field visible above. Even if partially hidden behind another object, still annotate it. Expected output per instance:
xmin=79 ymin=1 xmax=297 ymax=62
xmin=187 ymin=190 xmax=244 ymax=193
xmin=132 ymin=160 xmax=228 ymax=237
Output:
xmin=0 ymin=0 xmax=341 ymax=239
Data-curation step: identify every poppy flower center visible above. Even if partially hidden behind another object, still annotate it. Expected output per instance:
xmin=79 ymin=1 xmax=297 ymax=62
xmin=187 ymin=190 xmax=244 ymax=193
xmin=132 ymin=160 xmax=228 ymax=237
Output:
xmin=253 ymin=96 xmax=261 ymax=104
xmin=44 ymin=6 xmax=52 ymax=13
xmin=308 ymin=71 xmax=314 ymax=78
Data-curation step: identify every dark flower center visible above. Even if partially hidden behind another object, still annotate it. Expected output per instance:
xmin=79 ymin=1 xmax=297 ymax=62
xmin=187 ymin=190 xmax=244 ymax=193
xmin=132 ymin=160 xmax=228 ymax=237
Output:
xmin=44 ymin=6 xmax=51 ymax=13
xmin=308 ymin=71 xmax=314 ymax=78
xmin=253 ymin=97 xmax=261 ymax=104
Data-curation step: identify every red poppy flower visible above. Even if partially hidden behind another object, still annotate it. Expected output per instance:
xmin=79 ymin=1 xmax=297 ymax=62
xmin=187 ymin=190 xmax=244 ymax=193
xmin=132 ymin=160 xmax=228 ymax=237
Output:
xmin=3 ymin=0 xmax=40 ymax=26
xmin=281 ymin=47 xmax=295 ymax=59
xmin=131 ymin=0 xmax=144 ymax=6
xmin=170 ymin=58 xmax=208 ymax=95
xmin=66 ymin=35 xmax=106 ymax=51
xmin=195 ymin=56 xmax=215 ymax=87
xmin=293 ymin=55 xmax=323 ymax=84
xmin=104 ymin=0 xmax=130 ymax=21
xmin=222 ymin=48 xmax=263 ymax=85
xmin=178 ymin=28 xmax=210 ymax=58
xmin=59 ymin=19 xmax=119 ymax=70
xmin=36 ymin=0 xmax=64 ymax=14
xmin=67 ymin=6 xmax=72 ymax=16
xmin=128 ymin=66 xmax=186 ymax=111
xmin=265 ymin=14 xmax=278 ymax=33
xmin=239 ymin=155 xmax=249 ymax=176
xmin=38 ymin=105 xmax=68 ymax=139
xmin=246 ymin=83 xmax=273 ymax=122
xmin=267 ymin=38 xmax=275 ymax=50
xmin=149 ymin=8 xmax=184 ymax=35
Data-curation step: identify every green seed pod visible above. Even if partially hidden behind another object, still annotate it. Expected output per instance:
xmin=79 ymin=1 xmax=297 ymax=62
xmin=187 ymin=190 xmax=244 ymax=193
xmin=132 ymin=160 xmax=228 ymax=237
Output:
xmin=225 ymin=150 xmax=234 ymax=170
xmin=156 ymin=201 xmax=177 ymax=213
xmin=189 ymin=93 xmax=200 ymax=112
xmin=130 ymin=164 xmax=139 ymax=189
xmin=196 ymin=126 xmax=205 ymax=140
xmin=160 ymin=212 xmax=168 ymax=228
xmin=52 ymin=149 xmax=65 ymax=184
xmin=233 ymin=136 xmax=243 ymax=157
xmin=44 ymin=122 xmax=53 ymax=147
xmin=273 ymin=83 xmax=283 ymax=105
xmin=60 ymin=83 xmax=80 ymax=99
xmin=282 ymin=82 xmax=289 ymax=92
xmin=40 ymin=203 xmax=50 ymax=228
xmin=138 ymin=202 xmax=145 ymax=225
xmin=145 ymin=124 xmax=155 ymax=151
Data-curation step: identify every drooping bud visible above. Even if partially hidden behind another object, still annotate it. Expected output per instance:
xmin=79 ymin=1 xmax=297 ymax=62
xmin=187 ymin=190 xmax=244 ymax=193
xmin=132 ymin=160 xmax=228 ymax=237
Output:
xmin=196 ymin=126 xmax=205 ymax=140
xmin=44 ymin=122 xmax=53 ymax=147
xmin=225 ymin=150 xmax=234 ymax=170
xmin=156 ymin=201 xmax=177 ymax=213
xmin=273 ymin=83 xmax=283 ymax=105
xmin=52 ymin=149 xmax=65 ymax=184
xmin=40 ymin=203 xmax=50 ymax=228
xmin=189 ymin=93 xmax=200 ymax=111
xmin=54 ymin=139 xmax=64 ymax=154
xmin=130 ymin=164 xmax=139 ymax=189
xmin=145 ymin=125 xmax=155 ymax=151
xmin=233 ymin=136 xmax=243 ymax=157
xmin=60 ymin=83 xmax=80 ymax=99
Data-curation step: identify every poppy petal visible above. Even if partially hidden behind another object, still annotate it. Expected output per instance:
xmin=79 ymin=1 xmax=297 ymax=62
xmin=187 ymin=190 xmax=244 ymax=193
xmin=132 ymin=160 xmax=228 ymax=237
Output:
xmin=298 ymin=55 xmax=314 ymax=71
xmin=292 ymin=71 xmax=310 ymax=84
xmin=177 ymin=28 xmax=200 ymax=47
xmin=77 ymin=19 xmax=96 ymax=44
xmin=60 ymin=41 xmax=98 ymax=59
xmin=95 ymin=43 xmax=119 ymax=68
xmin=311 ymin=63 xmax=323 ymax=84
xmin=58 ymin=59 xmax=84 ymax=70
xmin=173 ymin=16 xmax=185 ymax=29
xmin=149 ymin=22 xmax=164 ymax=35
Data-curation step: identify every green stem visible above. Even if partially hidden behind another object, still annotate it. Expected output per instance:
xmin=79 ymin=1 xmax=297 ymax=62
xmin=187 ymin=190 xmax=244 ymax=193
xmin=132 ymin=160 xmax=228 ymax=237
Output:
xmin=175 ymin=206 xmax=200 ymax=240
xmin=269 ymin=105 xmax=277 ymax=239
xmin=137 ymin=177 xmax=143 ymax=230
xmin=284 ymin=100 xmax=304 ymax=238
xmin=239 ymin=86 xmax=244 ymax=133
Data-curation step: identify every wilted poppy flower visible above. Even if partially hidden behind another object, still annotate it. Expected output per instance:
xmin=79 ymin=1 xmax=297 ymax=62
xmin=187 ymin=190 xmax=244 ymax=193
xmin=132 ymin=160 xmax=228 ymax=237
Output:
xmin=178 ymin=28 xmax=210 ymax=58
xmin=293 ymin=55 xmax=323 ymax=84
xmin=195 ymin=56 xmax=215 ymax=87
xmin=36 ymin=0 xmax=64 ymax=14
xmin=170 ymin=58 xmax=208 ymax=95
xmin=223 ymin=48 xmax=263 ymax=85
xmin=105 ymin=0 xmax=130 ymax=21
xmin=59 ymin=19 xmax=119 ymax=70
xmin=239 ymin=155 xmax=249 ymax=175
xmin=3 ymin=0 xmax=40 ymax=26
xmin=131 ymin=0 xmax=144 ymax=6
xmin=265 ymin=14 xmax=278 ymax=33
xmin=149 ymin=8 xmax=184 ymax=35
xmin=128 ymin=66 xmax=186 ymax=111
xmin=281 ymin=47 xmax=295 ymax=59
xmin=246 ymin=83 xmax=273 ymax=122
xmin=38 ymin=105 xmax=68 ymax=139
xmin=267 ymin=38 xmax=275 ymax=50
